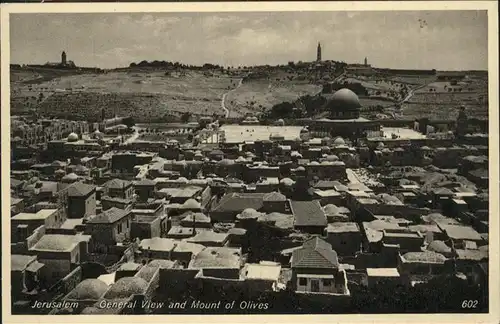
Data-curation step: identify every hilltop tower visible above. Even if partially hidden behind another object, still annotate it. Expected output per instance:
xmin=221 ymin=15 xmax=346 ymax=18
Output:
xmin=61 ymin=51 xmax=67 ymax=66
xmin=364 ymin=57 xmax=368 ymax=66
xmin=316 ymin=42 xmax=322 ymax=62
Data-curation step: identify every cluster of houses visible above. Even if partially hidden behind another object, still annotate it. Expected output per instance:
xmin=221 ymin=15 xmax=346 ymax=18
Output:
xmin=10 ymin=114 xmax=489 ymax=315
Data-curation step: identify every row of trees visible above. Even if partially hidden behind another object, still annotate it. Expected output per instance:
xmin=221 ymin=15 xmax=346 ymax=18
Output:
xmin=264 ymin=94 xmax=329 ymax=120
xmin=129 ymin=60 xmax=224 ymax=71
xmin=323 ymin=81 xmax=369 ymax=96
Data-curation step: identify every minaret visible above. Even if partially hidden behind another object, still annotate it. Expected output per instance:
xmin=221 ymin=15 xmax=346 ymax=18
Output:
xmin=456 ymin=105 xmax=468 ymax=138
xmin=61 ymin=51 xmax=67 ymax=66
xmin=316 ymin=42 xmax=322 ymax=62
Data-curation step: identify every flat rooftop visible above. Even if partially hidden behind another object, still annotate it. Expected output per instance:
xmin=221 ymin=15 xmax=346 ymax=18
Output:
xmin=367 ymin=268 xmax=400 ymax=277
xmin=218 ymin=125 xmax=303 ymax=143
xmin=381 ymin=127 xmax=427 ymax=140
xmin=12 ymin=209 xmax=58 ymax=221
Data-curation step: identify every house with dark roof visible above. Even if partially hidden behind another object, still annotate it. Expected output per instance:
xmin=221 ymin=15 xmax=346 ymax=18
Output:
xmin=85 ymin=207 xmax=133 ymax=249
xmin=169 ymin=186 xmax=203 ymax=204
xmin=101 ymin=195 xmax=134 ymax=211
xmin=290 ymin=200 xmax=327 ymax=234
xmin=104 ymin=179 xmax=134 ymax=200
xmin=66 ymin=182 xmax=96 ymax=219
xmin=290 ymin=237 xmax=349 ymax=295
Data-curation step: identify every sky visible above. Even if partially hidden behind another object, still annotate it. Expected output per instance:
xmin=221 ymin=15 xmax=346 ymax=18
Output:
xmin=10 ymin=11 xmax=488 ymax=70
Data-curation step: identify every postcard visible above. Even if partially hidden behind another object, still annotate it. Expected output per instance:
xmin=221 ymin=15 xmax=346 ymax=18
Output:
xmin=1 ymin=2 xmax=498 ymax=323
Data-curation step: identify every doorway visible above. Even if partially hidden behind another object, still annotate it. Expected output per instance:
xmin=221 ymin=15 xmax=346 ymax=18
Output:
xmin=311 ymin=279 xmax=320 ymax=292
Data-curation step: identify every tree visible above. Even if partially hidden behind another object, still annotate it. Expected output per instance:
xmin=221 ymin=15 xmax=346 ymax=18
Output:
xmin=181 ymin=112 xmax=192 ymax=123
xmin=123 ymin=117 xmax=135 ymax=128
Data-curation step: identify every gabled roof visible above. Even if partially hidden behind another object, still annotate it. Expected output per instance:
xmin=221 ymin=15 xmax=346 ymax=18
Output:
xmin=291 ymin=237 xmax=339 ymax=269
xmin=291 ymin=200 xmax=327 ymax=227
xmin=66 ymin=182 xmax=96 ymax=197
xmin=87 ymin=207 xmax=130 ymax=224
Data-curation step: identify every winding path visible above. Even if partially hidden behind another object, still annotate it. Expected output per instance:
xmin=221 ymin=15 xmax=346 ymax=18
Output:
xmin=397 ymin=82 xmax=432 ymax=117
xmin=221 ymin=78 xmax=243 ymax=118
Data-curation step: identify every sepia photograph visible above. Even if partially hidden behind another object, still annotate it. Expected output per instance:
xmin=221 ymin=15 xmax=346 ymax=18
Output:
xmin=1 ymin=2 xmax=498 ymax=323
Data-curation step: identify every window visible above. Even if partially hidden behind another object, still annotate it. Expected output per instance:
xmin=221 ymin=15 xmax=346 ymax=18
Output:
xmin=118 ymin=223 xmax=122 ymax=232
xmin=298 ymin=278 xmax=307 ymax=286
xmin=323 ymin=279 xmax=332 ymax=286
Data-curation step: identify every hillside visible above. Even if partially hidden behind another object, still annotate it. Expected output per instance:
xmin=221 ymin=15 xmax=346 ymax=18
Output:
xmin=11 ymin=69 xmax=235 ymax=121
xmin=10 ymin=66 xmax=489 ymax=122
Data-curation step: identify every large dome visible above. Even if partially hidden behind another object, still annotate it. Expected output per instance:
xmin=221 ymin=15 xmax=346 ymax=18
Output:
xmin=67 ymin=132 xmax=79 ymax=142
xmin=328 ymin=88 xmax=361 ymax=112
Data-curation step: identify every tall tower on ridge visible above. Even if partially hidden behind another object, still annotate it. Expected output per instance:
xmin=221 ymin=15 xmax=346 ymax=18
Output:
xmin=364 ymin=57 xmax=368 ymax=66
xmin=316 ymin=42 xmax=322 ymax=62
xmin=61 ymin=51 xmax=67 ymax=66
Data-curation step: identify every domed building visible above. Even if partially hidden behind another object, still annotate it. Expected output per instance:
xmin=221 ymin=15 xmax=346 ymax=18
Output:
xmin=326 ymin=88 xmax=361 ymax=119
xmin=236 ymin=208 xmax=261 ymax=221
xmin=297 ymin=88 xmax=381 ymax=139
xmin=103 ymin=277 xmax=148 ymax=299
xmin=64 ymin=279 xmax=109 ymax=301
xmin=332 ymin=136 xmax=346 ymax=146
xmin=67 ymin=132 xmax=79 ymax=142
